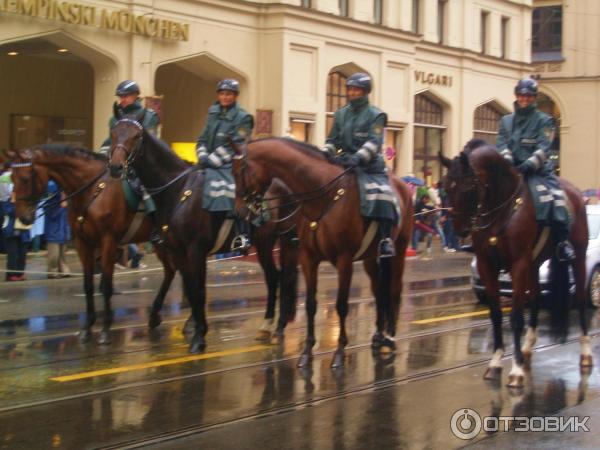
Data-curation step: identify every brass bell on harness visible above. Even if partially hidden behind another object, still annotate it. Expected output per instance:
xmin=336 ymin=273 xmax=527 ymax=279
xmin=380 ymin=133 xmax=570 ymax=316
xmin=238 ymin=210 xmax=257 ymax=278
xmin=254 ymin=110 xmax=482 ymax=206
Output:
xmin=162 ymin=224 xmax=169 ymax=232
xmin=514 ymin=197 xmax=523 ymax=210
xmin=310 ymin=221 xmax=318 ymax=230
xmin=489 ymin=236 xmax=498 ymax=246
xmin=77 ymin=216 xmax=85 ymax=224
xmin=180 ymin=189 xmax=192 ymax=202
xmin=98 ymin=182 xmax=106 ymax=189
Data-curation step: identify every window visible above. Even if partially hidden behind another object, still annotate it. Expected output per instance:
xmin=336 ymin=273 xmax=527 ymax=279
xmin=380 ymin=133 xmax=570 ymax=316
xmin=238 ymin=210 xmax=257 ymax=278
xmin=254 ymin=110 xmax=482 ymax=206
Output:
xmin=473 ymin=103 xmax=504 ymax=144
xmin=532 ymin=6 xmax=562 ymax=61
xmin=500 ymin=17 xmax=509 ymax=59
xmin=289 ymin=117 xmax=314 ymax=143
xmin=374 ymin=0 xmax=383 ymax=25
xmin=300 ymin=0 xmax=311 ymax=8
xmin=339 ymin=0 xmax=349 ymax=17
xmin=480 ymin=11 xmax=489 ymax=54
xmin=326 ymin=71 xmax=348 ymax=135
xmin=437 ymin=0 xmax=446 ymax=44
xmin=414 ymin=94 xmax=445 ymax=183
xmin=412 ymin=0 xmax=421 ymax=33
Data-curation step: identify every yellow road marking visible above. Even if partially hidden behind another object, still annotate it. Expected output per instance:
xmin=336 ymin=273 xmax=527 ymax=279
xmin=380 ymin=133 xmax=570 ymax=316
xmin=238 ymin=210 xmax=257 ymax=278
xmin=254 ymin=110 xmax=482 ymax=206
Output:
xmin=411 ymin=307 xmax=512 ymax=325
xmin=50 ymin=344 xmax=269 ymax=382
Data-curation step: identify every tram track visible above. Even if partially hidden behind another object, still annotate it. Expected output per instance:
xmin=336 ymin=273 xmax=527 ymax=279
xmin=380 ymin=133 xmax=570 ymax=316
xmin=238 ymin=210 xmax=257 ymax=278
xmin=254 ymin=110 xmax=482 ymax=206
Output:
xmin=93 ymin=332 xmax=598 ymax=450
xmin=0 ymin=314 xmax=504 ymax=413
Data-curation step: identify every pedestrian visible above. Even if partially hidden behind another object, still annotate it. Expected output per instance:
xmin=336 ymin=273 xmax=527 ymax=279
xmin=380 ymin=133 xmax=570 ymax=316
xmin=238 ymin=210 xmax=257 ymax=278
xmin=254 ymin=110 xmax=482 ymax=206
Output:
xmin=195 ymin=78 xmax=254 ymax=253
xmin=412 ymin=194 xmax=435 ymax=253
xmin=30 ymin=200 xmax=45 ymax=253
xmin=44 ymin=181 xmax=71 ymax=278
xmin=2 ymin=189 xmax=31 ymax=281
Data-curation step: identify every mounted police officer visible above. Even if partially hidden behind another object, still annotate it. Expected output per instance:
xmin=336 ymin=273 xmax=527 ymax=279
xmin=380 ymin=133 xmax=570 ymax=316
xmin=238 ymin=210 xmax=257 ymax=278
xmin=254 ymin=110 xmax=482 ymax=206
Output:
xmin=497 ymin=77 xmax=574 ymax=261
xmin=195 ymin=78 xmax=253 ymax=253
xmin=101 ymin=80 xmax=162 ymax=243
xmin=321 ymin=72 xmax=399 ymax=259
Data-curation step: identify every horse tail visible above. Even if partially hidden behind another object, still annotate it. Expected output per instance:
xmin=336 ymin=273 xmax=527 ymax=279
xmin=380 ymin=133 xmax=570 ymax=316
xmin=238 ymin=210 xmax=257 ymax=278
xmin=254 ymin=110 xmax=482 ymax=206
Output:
xmin=548 ymin=253 xmax=570 ymax=342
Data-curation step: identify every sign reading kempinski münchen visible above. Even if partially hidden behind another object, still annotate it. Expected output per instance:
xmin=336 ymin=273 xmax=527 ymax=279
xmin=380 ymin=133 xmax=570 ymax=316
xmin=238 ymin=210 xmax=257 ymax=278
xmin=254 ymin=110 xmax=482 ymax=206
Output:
xmin=0 ymin=0 xmax=189 ymax=41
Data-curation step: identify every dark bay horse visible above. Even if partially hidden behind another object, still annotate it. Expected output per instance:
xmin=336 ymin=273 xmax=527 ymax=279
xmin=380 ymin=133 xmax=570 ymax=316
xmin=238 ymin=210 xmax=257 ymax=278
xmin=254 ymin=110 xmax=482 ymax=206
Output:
xmin=108 ymin=118 xmax=298 ymax=353
xmin=440 ymin=141 xmax=592 ymax=387
xmin=232 ymin=138 xmax=413 ymax=368
xmin=8 ymin=145 xmax=176 ymax=344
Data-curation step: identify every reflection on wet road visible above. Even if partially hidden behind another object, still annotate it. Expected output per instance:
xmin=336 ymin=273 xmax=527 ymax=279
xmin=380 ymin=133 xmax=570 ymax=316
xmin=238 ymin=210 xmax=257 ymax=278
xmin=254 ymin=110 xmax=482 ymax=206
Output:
xmin=0 ymin=254 xmax=599 ymax=449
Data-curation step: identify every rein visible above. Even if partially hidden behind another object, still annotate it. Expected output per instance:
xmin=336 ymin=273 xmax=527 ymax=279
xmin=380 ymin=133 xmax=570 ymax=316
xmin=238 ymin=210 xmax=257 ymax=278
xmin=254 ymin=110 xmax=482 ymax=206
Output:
xmin=472 ymin=174 xmax=524 ymax=232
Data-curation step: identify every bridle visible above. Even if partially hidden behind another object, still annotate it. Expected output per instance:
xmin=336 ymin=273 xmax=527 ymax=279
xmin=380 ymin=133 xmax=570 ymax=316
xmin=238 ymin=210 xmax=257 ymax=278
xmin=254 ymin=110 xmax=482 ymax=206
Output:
xmin=233 ymin=143 xmax=354 ymax=223
xmin=109 ymin=118 xmax=144 ymax=175
xmin=10 ymin=161 xmax=41 ymax=205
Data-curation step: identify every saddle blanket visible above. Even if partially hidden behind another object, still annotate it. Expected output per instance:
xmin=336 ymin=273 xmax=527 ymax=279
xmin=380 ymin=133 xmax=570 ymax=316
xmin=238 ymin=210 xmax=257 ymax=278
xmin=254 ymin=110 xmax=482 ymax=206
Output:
xmin=202 ymin=167 xmax=235 ymax=212
xmin=356 ymin=170 xmax=400 ymax=224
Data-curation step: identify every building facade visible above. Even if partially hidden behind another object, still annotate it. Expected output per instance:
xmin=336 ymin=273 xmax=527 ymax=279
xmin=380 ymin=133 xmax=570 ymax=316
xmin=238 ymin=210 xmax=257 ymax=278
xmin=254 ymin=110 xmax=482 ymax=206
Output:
xmin=1 ymin=0 xmax=538 ymax=185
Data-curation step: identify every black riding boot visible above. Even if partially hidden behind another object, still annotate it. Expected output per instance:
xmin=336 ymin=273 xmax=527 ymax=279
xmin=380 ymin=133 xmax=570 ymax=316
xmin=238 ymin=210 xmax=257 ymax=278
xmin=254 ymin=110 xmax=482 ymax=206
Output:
xmin=231 ymin=217 xmax=252 ymax=254
xmin=555 ymin=225 xmax=575 ymax=262
xmin=148 ymin=211 xmax=163 ymax=245
xmin=377 ymin=219 xmax=396 ymax=259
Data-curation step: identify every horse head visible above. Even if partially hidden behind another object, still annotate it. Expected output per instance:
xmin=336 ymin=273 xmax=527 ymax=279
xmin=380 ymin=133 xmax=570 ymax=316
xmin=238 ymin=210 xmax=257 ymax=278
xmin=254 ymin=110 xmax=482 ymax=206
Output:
xmin=439 ymin=140 xmax=485 ymax=236
xmin=108 ymin=110 xmax=146 ymax=179
xmin=231 ymin=140 xmax=273 ymax=219
xmin=7 ymin=148 xmax=49 ymax=225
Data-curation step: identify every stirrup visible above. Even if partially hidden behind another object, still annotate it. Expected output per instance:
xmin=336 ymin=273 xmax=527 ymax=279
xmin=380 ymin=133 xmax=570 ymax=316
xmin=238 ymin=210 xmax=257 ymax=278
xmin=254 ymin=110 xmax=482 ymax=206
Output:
xmin=231 ymin=234 xmax=251 ymax=253
xmin=150 ymin=230 xmax=163 ymax=245
xmin=460 ymin=243 xmax=474 ymax=253
xmin=378 ymin=238 xmax=396 ymax=259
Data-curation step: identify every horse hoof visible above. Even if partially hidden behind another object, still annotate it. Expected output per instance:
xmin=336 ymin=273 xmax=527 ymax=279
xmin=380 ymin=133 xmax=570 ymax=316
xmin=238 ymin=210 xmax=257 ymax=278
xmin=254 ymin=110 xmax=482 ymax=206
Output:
xmin=183 ymin=317 xmax=196 ymax=333
xmin=254 ymin=329 xmax=271 ymax=341
xmin=371 ymin=332 xmax=384 ymax=349
xmin=331 ymin=352 xmax=345 ymax=369
xmin=148 ymin=314 xmax=162 ymax=330
xmin=483 ymin=367 xmax=502 ymax=381
xmin=507 ymin=374 xmax=524 ymax=388
xmin=379 ymin=337 xmax=396 ymax=354
xmin=189 ymin=336 xmax=206 ymax=354
xmin=270 ymin=332 xmax=284 ymax=345
xmin=98 ymin=331 xmax=111 ymax=346
xmin=297 ymin=353 xmax=312 ymax=368
xmin=78 ymin=329 xmax=92 ymax=343
xmin=580 ymin=354 xmax=594 ymax=368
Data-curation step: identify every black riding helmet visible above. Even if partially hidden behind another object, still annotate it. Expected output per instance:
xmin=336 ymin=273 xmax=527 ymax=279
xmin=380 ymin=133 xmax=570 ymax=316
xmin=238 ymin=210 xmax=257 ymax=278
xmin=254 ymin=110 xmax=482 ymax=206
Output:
xmin=346 ymin=73 xmax=372 ymax=94
xmin=514 ymin=78 xmax=538 ymax=96
xmin=115 ymin=80 xmax=140 ymax=96
xmin=216 ymin=79 xmax=240 ymax=93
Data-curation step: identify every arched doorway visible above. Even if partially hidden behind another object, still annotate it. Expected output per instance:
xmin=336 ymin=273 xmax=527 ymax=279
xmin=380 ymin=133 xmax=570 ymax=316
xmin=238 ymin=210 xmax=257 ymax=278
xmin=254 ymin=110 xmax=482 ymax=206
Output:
xmin=154 ymin=54 xmax=247 ymax=150
xmin=413 ymin=93 xmax=446 ymax=184
xmin=0 ymin=34 xmax=116 ymax=152
xmin=537 ymin=92 xmax=561 ymax=172
xmin=473 ymin=101 xmax=508 ymax=144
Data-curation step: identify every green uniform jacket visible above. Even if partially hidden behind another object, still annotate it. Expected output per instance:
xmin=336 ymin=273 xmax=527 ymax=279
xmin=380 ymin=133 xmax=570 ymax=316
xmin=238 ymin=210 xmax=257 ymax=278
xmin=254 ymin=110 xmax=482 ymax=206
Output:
xmin=101 ymin=100 xmax=159 ymax=150
xmin=195 ymin=102 xmax=254 ymax=168
xmin=496 ymin=103 xmax=569 ymax=226
xmin=196 ymin=102 xmax=253 ymax=212
xmin=325 ymin=97 xmax=387 ymax=173
xmin=324 ymin=97 xmax=398 ymax=222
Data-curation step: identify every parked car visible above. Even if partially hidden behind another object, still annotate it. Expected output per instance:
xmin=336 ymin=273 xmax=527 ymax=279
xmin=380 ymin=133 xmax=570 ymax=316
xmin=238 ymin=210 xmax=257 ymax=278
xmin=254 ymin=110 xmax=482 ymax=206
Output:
xmin=471 ymin=204 xmax=600 ymax=308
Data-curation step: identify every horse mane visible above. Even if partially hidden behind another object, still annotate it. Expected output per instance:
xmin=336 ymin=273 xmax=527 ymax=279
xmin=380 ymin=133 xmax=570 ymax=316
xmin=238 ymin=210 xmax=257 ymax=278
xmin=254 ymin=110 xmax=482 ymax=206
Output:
xmin=142 ymin=128 xmax=190 ymax=170
xmin=32 ymin=143 xmax=108 ymax=162
xmin=470 ymin=144 xmax=515 ymax=180
xmin=251 ymin=137 xmax=340 ymax=165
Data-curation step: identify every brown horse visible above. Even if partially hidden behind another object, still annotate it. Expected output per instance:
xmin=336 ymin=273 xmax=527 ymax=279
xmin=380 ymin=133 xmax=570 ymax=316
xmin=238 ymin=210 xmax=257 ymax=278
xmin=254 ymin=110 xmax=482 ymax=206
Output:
xmin=8 ymin=144 xmax=176 ymax=344
xmin=232 ymin=138 xmax=413 ymax=368
xmin=440 ymin=140 xmax=592 ymax=387
xmin=108 ymin=117 xmax=298 ymax=353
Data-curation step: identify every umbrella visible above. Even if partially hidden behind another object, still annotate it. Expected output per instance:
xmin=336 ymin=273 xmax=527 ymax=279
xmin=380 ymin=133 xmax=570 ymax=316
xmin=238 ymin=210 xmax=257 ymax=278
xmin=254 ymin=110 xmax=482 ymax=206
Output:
xmin=402 ymin=175 xmax=426 ymax=186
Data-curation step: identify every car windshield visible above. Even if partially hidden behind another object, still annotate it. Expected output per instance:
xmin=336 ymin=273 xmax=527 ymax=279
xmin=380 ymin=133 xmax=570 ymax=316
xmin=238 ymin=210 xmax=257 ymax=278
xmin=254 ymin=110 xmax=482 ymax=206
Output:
xmin=587 ymin=212 xmax=600 ymax=239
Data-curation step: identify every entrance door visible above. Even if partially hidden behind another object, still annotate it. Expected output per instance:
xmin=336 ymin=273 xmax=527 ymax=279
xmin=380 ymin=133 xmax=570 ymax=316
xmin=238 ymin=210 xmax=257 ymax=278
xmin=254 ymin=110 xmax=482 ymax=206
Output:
xmin=11 ymin=115 xmax=90 ymax=149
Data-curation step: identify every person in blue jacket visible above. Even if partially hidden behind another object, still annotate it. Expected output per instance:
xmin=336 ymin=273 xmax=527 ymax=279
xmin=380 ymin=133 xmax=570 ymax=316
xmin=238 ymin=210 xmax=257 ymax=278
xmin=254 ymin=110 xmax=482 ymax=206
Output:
xmin=44 ymin=181 xmax=71 ymax=278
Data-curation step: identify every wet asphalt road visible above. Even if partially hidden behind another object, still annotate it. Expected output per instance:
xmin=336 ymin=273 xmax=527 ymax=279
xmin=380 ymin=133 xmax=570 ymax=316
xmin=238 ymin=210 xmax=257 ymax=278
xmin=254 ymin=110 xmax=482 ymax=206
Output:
xmin=0 ymin=249 xmax=599 ymax=449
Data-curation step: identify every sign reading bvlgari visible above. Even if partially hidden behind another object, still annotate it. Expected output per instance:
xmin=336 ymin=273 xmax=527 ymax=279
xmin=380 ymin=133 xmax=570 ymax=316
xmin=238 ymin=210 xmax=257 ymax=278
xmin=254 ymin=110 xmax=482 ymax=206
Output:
xmin=414 ymin=70 xmax=453 ymax=87
xmin=0 ymin=0 xmax=189 ymax=41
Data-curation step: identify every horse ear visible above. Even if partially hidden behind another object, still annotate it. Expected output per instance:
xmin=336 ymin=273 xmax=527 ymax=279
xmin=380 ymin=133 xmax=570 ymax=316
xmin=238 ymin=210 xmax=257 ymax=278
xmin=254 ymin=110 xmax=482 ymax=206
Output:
xmin=113 ymin=102 xmax=122 ymax=119
xmin=438 ymin=151 xmax=452 ymax=169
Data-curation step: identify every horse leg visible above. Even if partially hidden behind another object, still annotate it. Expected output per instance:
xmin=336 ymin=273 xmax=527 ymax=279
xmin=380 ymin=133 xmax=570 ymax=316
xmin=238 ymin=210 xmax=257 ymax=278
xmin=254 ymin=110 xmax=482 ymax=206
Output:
xmin=382 ymin=245 xmax=408 ymax=352
xmin=480 ymin=265 xmax=504 ymax=381
xmin=522 ymin=266 xmax=539 ymax=367
xmin=255 ymin=232 xmax=279 ymax=342
xmin=76 ymin=240 xmax=96 ymax=343
xmin=187 ymin=256 xmax=208 ymax=354
xmin=363 ymin=259 xmax=384 ymax=349
xmin=331 ymin=256 xmax=353 ymax=368
xmin=507 ymin=258 xmax=531 ymax=388
xmin=573 ymin=247 xmax=593 ymax=368
xmin=278 ymin=231 xmax=299 ymax=330
xmin=148 ymin=257 xmax=176 ymax=330
xmin=298 ymin=253 xmax=319 ymax=368
xmin=98 ymin=237 xmax=118 ymax=345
